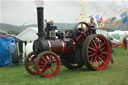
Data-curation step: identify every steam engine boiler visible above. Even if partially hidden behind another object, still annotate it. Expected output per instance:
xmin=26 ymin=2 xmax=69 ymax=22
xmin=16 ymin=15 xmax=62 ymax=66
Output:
xmin=25 ymin=7 xmax=111 ymax=77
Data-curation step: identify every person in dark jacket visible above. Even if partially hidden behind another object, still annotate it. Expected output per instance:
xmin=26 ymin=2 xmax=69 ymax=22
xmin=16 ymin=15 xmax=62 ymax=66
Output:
xmin=123 ymin=37 xmax=127 ymax=50
xmin=89 ymin=17 xmax=97 ymax=34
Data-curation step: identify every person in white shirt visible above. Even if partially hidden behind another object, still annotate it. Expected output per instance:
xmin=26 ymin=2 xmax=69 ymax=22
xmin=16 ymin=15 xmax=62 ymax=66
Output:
xmin=89 ymin=17 xmax=97 ymax=34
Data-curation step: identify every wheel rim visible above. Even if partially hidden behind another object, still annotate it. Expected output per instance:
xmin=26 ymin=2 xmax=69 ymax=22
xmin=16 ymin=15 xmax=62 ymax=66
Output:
xmin=25 ymin=52 xmax=37 ymax=75
xmin=36 ymin=52 xmax=60 ymax=77
xmin=87 ymin=35 xmax=110 ymax=70
xmin=74 ymin=22 xmax=92 ymax=46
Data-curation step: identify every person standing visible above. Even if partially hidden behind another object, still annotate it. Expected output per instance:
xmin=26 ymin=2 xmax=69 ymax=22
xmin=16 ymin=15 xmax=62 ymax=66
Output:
xmin=123 ymin=37 xmax=127 ymax=50
xmin=89 ymin=17 xmax=97 ymax=34
xmin=8 ymin=40 xmax=16 ymax=65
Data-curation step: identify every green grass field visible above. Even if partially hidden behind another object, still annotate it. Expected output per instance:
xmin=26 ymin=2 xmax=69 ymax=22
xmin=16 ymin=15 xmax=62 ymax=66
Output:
xmin=0 ymin=48 xmax=128 ymax=85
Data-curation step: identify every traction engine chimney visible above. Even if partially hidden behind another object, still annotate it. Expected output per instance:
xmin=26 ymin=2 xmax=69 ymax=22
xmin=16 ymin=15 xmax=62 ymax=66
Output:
xmin=37 ymin=7 xmax=45 ymax=39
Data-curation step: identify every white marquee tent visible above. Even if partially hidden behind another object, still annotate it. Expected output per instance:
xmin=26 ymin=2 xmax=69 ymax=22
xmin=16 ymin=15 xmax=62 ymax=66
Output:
xmin=17 ymin=27 xmax=38 ymax=42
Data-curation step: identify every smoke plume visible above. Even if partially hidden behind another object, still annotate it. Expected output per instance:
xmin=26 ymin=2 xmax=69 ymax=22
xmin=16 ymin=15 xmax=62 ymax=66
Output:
xmin=35 ymin=0 xmax=44 ymax=7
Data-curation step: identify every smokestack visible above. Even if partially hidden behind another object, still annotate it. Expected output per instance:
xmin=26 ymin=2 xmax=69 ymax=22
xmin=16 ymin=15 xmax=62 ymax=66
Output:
xmin=37 ymin=7 xmax=44 ymax=39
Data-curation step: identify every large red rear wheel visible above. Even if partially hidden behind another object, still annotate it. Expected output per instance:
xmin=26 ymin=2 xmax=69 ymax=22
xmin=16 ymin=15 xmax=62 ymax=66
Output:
xmin=82 ymin=34 xmax=111 ymax=70
xmin=35 ymin=51 xmax=60 ymax=77
xmin=24 ymin=52 xmax=37 ymax=75
xmin=73 ymin=22 xmax=92 ymax=46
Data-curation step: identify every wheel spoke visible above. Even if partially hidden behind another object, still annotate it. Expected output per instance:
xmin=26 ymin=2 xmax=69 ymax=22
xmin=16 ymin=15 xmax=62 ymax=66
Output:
xmin=101 ymin=52 xmax=108 ymax=55
xmin=100 ymin=54 xmax=105 ymax=60
xmin=49 ymin=55 xmax=52 ymax=63
xmin=96 ymin=60 xmax=98 ymax=67
xmin=93 ymin=40 xmax=97 ymax=47
xmin=88 ymin=51 xmax=93 ymax=53
xmin=76 ymin=34 xmax=82 ymax=40
xmin=100 ymin=42 xmax=105 ymax=48
xmin=41 ymin=67 xmax=46 ymax=73
xmin=98 ymin=40 xmax=101 ymax=48
xmin=88 ymin=47 xmax=96 ymax=51
xmin=28 ymin=63 xmax=33 ymax=66
xmin=90 ymin=42 xmax=94 ymax=47
xmin=51 ymin=64 xmax=56 ymax=69
xmin=98 ymin=56 xmax=105 ymax=64
xmin=38 ymin=64 xmax=46 ymax=68
xmin=39 ymin=61 xmax=46 ymax=64
xmin=100 ymin=47 xmax=105 ymax=51
xmin=42 ymin=57 xmax=48 ymax=63
xmin=98 ymin=56 xmax=100 ymax=66
xmin=82 ymin=36 xmax=84 ymax=41
xmin=52 ymin=61 xmax=57 ymax=65
xmin=30 ymin=66 xmax=34 ymax=70
xmin=92 ymin=55 xmax=98 ymax=65
xmin=88 ymin=53 xmax=96 ymax=58
xmin=47 ymin=68 xmax=50 ymax=75
xmin=33 ymin=68 xmax=36 ymax=72
xmin=50 ymin=67 xmax=54 ymax=72
xmin=90 ymin=56 xmax=94 ymax=63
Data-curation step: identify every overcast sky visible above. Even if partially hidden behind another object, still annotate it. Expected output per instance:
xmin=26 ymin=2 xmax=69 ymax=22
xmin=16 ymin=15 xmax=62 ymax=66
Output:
xmin=0 ymin=0 xmax=128 ymax=26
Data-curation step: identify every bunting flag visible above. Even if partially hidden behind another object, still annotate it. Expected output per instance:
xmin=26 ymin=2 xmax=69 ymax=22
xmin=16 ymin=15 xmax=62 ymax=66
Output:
xmin=95 ymin=15 xmax=100 ymax=20
xmin=120 ymin=11 xmax=127 ymax=18
xmin=120 ymin=11 xmax=128 ymax=24
xmin=111 ymin=17 xmax=116 ymax=22
xmin=95 ymin=15 xmax=103 ymax=22
xmin=98 ymin=22 xmax=105 ymax=28
xmin=95 ymin=15 xmax=104 ymax=28
xmin=105 ymin=18 xmax=111 ymax=24
xmin=112 ymin=21 xmax=118 ymax=25
xmin=111 ymin=17 xmax=118 ymax=25
xmin=122 ymin=16 xmax=128 ymax=24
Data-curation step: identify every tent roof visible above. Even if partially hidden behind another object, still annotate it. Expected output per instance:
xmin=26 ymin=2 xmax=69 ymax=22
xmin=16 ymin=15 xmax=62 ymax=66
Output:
xmin=0 ymin=34 xmax=22 ymax=42
xmin=17 ymin=27 xmax=38 ymax=42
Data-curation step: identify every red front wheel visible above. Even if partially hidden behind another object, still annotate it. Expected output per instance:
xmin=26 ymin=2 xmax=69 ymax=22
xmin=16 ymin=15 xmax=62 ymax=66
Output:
xmin=82 ymin=34 xmax=111 ymax=70
xmin=35 ymin=51 xmax=60 ymax=77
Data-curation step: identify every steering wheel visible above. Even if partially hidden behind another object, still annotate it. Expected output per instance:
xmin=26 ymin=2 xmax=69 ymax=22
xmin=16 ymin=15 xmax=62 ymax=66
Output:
xmin=73 ymin=22 xmax=92 ymax=46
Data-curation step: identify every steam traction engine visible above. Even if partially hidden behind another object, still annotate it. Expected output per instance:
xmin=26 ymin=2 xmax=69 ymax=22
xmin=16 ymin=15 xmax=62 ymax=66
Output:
xmin=24 ymin=7 xmax=111 ymax=77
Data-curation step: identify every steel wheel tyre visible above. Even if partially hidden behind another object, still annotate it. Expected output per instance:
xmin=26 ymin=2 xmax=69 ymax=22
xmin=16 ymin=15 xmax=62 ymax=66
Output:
xmin=35 ymin=51 xmax=60 ymax=77
xmin=24 ymin=52 xmax=37 ymax=75
xmin=82 ymin=34 xmax=111 ymax=70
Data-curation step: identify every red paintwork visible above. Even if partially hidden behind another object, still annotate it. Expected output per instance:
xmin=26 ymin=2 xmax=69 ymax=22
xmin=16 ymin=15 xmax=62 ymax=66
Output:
xmin=63 ymin=39 xmax=75 ymax=54
xmin=74 ymin=22 xmax=92 ymax=46
xmin=87 ymin=35 xmax=110 ymax=70
xmin=49 ymin=39 xmax=75 ymax=54
xmin=36 ymin=52 xmax=60 ymax=77
xmin=25 ymin=53 xmax=37 ymax=74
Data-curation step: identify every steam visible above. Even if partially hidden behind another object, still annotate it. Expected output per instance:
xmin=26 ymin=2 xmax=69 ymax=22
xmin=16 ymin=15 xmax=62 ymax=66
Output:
xmin=35 ymin=0 xmax=44 ymax=7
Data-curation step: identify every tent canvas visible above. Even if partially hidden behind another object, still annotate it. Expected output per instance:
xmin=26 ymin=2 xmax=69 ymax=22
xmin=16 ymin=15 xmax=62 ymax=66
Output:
xmin=0 ymin=34 xmax=23 ymax=66
xmin=17 ymin=27 xmax=38 ymax=42
xmin=0 ymin=35 xmax=15 ymax=66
